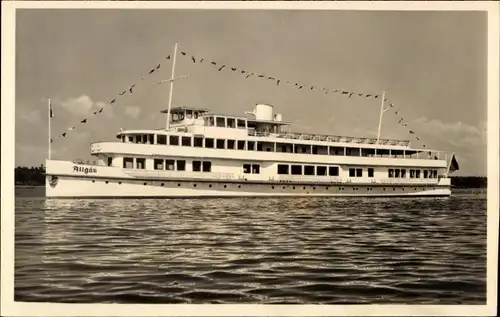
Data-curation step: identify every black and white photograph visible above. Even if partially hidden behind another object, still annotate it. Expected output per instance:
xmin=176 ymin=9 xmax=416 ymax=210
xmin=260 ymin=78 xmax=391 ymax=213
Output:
xmin=1 ymin=1 xmax=498 ymax=316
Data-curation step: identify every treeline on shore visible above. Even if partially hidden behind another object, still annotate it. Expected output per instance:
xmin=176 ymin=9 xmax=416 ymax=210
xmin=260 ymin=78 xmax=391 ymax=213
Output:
xmin=14 ymin=165 xmax=488 ymax=188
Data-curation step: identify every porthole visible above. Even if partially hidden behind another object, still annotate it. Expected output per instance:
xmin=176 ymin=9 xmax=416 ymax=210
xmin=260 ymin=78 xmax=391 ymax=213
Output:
xmin=193 ymin=184 xmax=197 ymax=188
xmin=161 ymin=183 xmax=164 ymax=186
xmin=282 ymin=186 xmax=286 ymax=189
xmin=238 ymin=185 xmax=241 ymax=188
xmin=383 ymin=188 xmax=386 ymax=191
xmin=105 ymin=181 xmax=109 ymax=184
xmin=209 ymin=184 xmax=212 ymax=188
xmin=92 ymin=180 xmax=95 ymax=183
xmin=118 ymin=182 xmax=122 ymax=185
xmin=293 ymin=186 xmax=296 ymax=189
xmin=393 ymin=188 xmax=396 ymax=191
xmin=326 ymin=187 xmax=329 ymax=190
xmin=143 ymin=182 xmax=147 ymax=186
xmin=272 ymin=186 xmax=275 ymax=189
xmin=303 ymin=186 xmax=306 ymax=190
xmin=178 ymin=183 xmax=181 ymax=187
xmin=312 ymin=187 xmax=316 ymax=190
xmin=402 ymin=188 xmax=405 ymax=191
xmin=224 ymin=185 xmax=227 ymax=188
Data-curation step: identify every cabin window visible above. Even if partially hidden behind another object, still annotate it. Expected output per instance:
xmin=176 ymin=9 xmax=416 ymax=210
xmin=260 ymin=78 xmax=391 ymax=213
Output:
xmin=395 ymin=169 xmax=401 ymax=178
xmin=136 ymin=135 xmax=142 ymax=143
xmin=227 ymin=140 xmax=235 ymax=150
xmin=252 ymin=164 xmax=260 ymax=174
xmin=388 ymin=169 xmax=394 ymax=178
xmin=304 ymin=165 xmax=315 ymax=176
xmin=433 ymin=170 xmax=438 ymax=178
xmin=291 ymin=165 xmax=302 ymax=175
xmin=356 ymin=168 xmax=362 ymax=177
xmin=165 ymin=159 xmax=175 ymax=171
xmin=312 ymin=146 xmax=318 ymax=155
xmin=121 ymin=136 xmax=125 ymax=143
xmin=301 ymin=146 xmax=308 ymax=154
xmin=193 ymin=137 xmax=203 ymax=147
xmin=186 ymin=110 xmax=193 ymax=119
xmin=237 ymin=140 xmax=245 ymax=150
xmin=127 ymin=136 xmax=133 ymax=143
xmin=136 ymin=158 xmax=146 ymax=169
xmin=216 ymin=139 xmax=225 ymax=149
xmin=123 ymin=157 xmax=133 ymax=169
xmin=401 ymin=169 xmax=407 ymax=178
xmin=216 ymin=117 xmax=225 ymax=127
xmin=329 ymin=166 xmax=339 ymax=176
xmin=349 ymin=168 xmax=356 ymax=177
xmin=205 ymin=138 xmax=214 ymax=148
xmin=182 ymin=136 xmax=192 ymax=147
xmin=154 ymin=159 xmax=164 ymax=170
xmin=148 ymin=134 xmax=154 ymax=144
xmin=157 ymin=135 xmax=167 ymax=145
xmin=243 ymin=164 xmax=251 ymax=174
xmin=416 ymin=170 xmax=421 ymax=178
xmin=227 ymin=118 xmax=236 ymax=128
xmin=107 ymin=157 xmax=113 ymax=166
xmin=368 ymin=168 xmax=374 ymax=178
xmin=192 ymin=161 xmax=202 ymax=172
xmin=257 ymin=143 xmax=263 ymax=151
xmin=277 ymin=164 xmax=289 ymax=175
xmin=316 ymin=166 xmax=327 ymax=176
xmin=423 ymin=170 xmax=429 ymax=178
xmin=207 ymin=117 xmax=215 ymax=126
xmin=177 ymin=160 xmax=186 ymax=171
xmin=410 ymin=169 xmax=415 ymax=178
xmin=237 ymin=119 xmax=246 ymax=129
xmin=248 ymin=141 xmax=255 ymax=151
xmin=202 ymin=161 xmax=211 ymax=172
xmin=169 ymin=135 xmax=179 ymax=146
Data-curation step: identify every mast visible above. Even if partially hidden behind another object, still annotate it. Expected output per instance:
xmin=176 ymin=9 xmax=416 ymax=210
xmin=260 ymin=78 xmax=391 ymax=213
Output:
xmin=48 ymin=97 xmax=52 ymax=160
xmin=376 ymin=90 xmax=386 ymax=143
xmin=166 ymin=42 xmax=178 ymax=130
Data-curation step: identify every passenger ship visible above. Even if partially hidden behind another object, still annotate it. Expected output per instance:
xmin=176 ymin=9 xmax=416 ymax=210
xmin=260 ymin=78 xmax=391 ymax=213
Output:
xmin=45 ymin=46 xmax=459 ymax=198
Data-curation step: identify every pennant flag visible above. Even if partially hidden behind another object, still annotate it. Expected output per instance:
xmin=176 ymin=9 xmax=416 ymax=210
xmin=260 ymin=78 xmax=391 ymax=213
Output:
xmin=62 ymin=132 xmax=67 ymax=137
xmin=156 ymin=64 xmax=161 ymax=70
xmin=68 ymin=126 xmax=75 ymax=131
xmin=348 ymin=92 xmax=354 ymax=98
xmin=119 ymin=91 xmax=126 ymax=95
xmin=241 ymin=70 xmax=246 ymax=74
xmin=409 ymin=130 xmax=414 ymax=134
xmin=200 ymin=58 xmax=204 ymax=63
xmin=341 ymin=91 xmax=349 ymax=95
xmin=50 ymin=138 xmax=54 ymax=143
xmin=325 ymin=89 xmax=329 ymax=94
xmin=366 ymin=94 xmax=372 ymax=98
xmin=333 ymin=89 xmax=339 ymax=92
xmin=98 ymin=108 xmax=103 ymax=113
xmin=423 ymin=145 xmax=426 ymax=148
xmin=218 ymin=65 xmax=226 ymax=71
xmin=129 ymin=84 xmax=135 ymax=93
xmin=277 ymin=79 xmax=281 ymax=86
xmin=211 ymin=61 xmax=217 ymax=65
xmin=358 ymin=93 xmax=363 ymax=96
xmin=268 ymin=77 xmax=275 ymax=80
xmin=245 ymin=73 xmax=253 ymax=79
xmin=81 ymin=118 xmax=87 ymax=123
xmin=298 ymin=85 xmax=303 ymax=89
xmin=384 ymin=98 xmax=388 ymax=101
xmin=395 ymin=111 xmax=399 ymax=115
xmin=191 ymin=56 xmax=196 ymax=63
xmin=166 ymin=55 xmax=170 ymax=60
xmin=181 ymin=52 xmax=186 ymax=56
xmin=398 ymin=118 xmax=403 ymax=124
xmin=258 ymin=75 xmax=265 ymax=78
xmin=110 ymin=98 xmax=116 ymax=104
xmin=416 ymin=137 xmax=420 ymax=140
xmin=375 ymin=95 xmax=379 ymax=99
xmin=389 ymin=103 xmax=394 ymax=107
xmin=310 ymin=86 xmax=314 ymax=90
xmin=149 ymin=68 xmax=155 ymax=74
xmin=93 ymin=111 xmax=98 ymax=115
xmin=231 ymin=67 xmax=237 ymax=71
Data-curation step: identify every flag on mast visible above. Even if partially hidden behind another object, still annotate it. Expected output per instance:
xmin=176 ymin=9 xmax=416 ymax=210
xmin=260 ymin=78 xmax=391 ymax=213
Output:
xmin=49 ymin=100 xmax=54 ymax=118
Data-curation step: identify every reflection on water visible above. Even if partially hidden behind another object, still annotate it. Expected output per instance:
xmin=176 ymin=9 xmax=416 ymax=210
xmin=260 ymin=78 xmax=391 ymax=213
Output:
xmin=15 ymin=189 xmax=486 ymax=304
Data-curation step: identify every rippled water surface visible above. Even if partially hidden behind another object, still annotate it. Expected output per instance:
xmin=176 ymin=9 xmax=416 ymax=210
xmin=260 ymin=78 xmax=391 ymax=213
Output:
xmin=15 ymin=188 xmax=487 ymax=304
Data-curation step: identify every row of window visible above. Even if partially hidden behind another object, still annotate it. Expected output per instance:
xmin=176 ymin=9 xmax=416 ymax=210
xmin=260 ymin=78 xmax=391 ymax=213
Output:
xmin=389 ymin=168 xmax=438 ymax=179
xmin=121 ymin=134 xmax=433 ymax=158
xmin=91 ymin=179 xmax=424 ymax=192
xmin=277 ymin=164 xmax=340 ymax=177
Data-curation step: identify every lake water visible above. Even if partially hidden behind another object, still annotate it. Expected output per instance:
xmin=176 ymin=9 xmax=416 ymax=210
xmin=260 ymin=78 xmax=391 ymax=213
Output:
xmin=14 ymin=187 xmax=487 ymax=304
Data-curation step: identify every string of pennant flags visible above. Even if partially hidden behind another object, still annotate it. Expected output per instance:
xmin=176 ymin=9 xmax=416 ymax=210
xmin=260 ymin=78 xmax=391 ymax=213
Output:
xmin=50 ymin=55 xmax=172 ymax=143
xmin=178 ymin=50 xmax=427 ymax=148
xmin=50 ymin=46 xmax=427 ymax=149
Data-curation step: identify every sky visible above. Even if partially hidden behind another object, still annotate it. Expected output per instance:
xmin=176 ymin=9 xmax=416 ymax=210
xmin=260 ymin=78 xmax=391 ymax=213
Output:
xmin=15 ymin=9 xmax=487 ymax=176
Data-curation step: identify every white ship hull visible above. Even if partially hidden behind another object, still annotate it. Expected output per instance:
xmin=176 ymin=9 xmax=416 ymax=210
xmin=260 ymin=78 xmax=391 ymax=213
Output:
xmin=46 ymin=160 xmax=452 ymax=198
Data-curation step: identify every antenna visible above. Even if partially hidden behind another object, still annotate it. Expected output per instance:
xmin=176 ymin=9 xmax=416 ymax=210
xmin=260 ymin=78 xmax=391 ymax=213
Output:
xmin=48 ymin=97 xmax=52 ymax=160
xmin=166 ymin=42 xmax=178 ymax=131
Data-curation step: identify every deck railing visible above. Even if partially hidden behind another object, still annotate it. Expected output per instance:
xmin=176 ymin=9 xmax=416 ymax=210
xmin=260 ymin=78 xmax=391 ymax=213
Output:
xmin=247 ymin=131 xmax=410 ymax=146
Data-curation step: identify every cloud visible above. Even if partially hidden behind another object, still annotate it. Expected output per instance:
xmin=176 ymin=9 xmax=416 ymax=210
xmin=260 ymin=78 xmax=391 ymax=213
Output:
xmin=59 ymin=95 xmax=111 ymax=117
xmin=18 ymin=109 xmax=41 ymax=124
xmin=412 ymin=117 xmax=485 ymax=147
xmin=124 ymin=106 xmax=141 ymax=119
